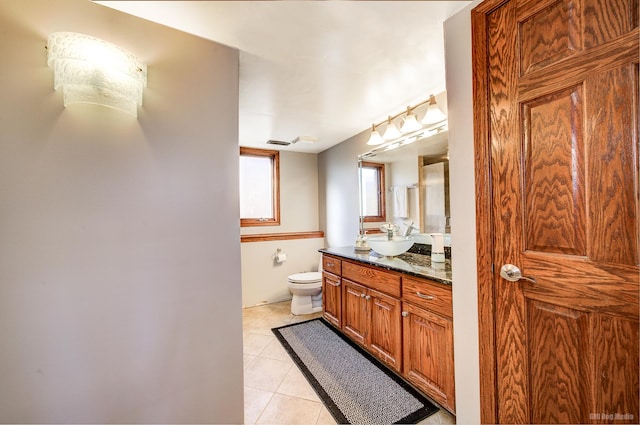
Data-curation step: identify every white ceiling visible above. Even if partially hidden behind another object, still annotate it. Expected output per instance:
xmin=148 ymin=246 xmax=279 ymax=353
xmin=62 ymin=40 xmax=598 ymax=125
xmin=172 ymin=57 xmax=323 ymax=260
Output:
xmin=95 ymin=1 xmax=470 ymax=153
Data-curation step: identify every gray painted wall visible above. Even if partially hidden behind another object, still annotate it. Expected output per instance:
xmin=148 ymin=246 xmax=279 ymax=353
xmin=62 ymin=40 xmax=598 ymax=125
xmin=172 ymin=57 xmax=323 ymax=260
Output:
xmin=318 ymin=130 xmax=367 ymax=248
xmin=0 ymin=1 xmax=244 ymax=422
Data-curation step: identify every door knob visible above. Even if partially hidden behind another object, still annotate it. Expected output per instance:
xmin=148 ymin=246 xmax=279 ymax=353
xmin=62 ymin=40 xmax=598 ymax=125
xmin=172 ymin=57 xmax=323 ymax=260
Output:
xmin=499 ymin=264 xmax=536 ymax=284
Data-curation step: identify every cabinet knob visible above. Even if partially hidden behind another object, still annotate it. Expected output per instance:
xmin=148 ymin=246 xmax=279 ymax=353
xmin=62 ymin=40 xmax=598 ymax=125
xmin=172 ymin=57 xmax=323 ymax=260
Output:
xmin=360 ymin=293 xmax=366 ymax=298
xmin=402 ymin=311 xmax=409 ymax=317
xmin=365 ymin=295 xmax=371 ymax=301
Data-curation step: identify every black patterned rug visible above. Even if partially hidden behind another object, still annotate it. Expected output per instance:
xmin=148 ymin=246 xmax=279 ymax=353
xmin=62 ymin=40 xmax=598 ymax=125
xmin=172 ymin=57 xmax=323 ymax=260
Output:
xmin=272 ymin=318 xmax=439 ymax=424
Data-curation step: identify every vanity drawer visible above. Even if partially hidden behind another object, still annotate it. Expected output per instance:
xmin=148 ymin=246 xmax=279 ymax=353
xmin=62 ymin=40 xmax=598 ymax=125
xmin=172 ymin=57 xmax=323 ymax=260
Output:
xmin=322 ymin=255 xmax=342 ymax=276
xmin=342 ymin=261 xmax=401 ymax=298
xmin=402 ymin=276 xmax=452 ymax=318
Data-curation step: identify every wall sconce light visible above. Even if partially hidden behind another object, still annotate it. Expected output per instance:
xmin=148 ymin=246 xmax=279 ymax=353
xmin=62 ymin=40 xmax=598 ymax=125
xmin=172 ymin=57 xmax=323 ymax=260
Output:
xmin=47 ymin=32 xmax=147 ymax=117
xmin=365 ymin=94 xmax=448 ymax=149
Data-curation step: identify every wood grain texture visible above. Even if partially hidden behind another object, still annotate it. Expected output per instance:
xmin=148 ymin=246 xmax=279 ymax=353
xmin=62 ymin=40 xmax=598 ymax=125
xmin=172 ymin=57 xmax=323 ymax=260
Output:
xmin=402 ymin=276 xmax=453 ymax=319
xmin=583 ymin=0 xmax=637 ymax=48
xmin=586 ymin=65 xmax=639 ymax=265
xmin=518 ymin=28 xmax=639 ymax=101
xmin=523 ymin=86 xmax=586 ymax=255
xmin=592 ymin=314 xmax=640 ymax=423
xmin=519 ymin=0 xmax=581 ymax=75
xmin=369 ymin=289 xmax=402 ymax=372
xmin=342 ymin=260 xmax=401 ymax=298
xmin=474 ymin=0 xmax=639 ymax=423
xmin=341 ymin=280 xmax=368 ymax=346
xmin=240 ymin=231 xmax=324 ymax=243
xmin=402 ymin=302 xmax=455 ymax=412
xmin=321 ymin=271 xmax=342 ymax=328
xmin=523 ymin=253 xmax=639 ymax=315
xmin=527 ymin=300 xmax=589 ymax=423
xmin=472 ymin=0 xmax=505 ymax=420
xmin=322 ymin=255 xmax=342 ymax=276
xmin=488 ymin=2 xmax=532 ymax=423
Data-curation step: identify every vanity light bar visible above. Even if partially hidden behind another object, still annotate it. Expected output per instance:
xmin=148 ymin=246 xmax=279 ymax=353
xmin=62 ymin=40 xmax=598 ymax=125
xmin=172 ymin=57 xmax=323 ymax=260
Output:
xmin=358 ymin=122 xmax=447 ymax=161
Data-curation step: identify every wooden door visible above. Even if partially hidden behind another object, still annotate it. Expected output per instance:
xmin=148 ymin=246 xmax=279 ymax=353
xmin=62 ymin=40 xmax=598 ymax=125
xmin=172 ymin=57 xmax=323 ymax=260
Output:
xmin=322 ymin=272 xmax=341 ymax=328
xmin=368 ymin=288 xmax=402 ymax=372
xmin=473 ymin=0 xmax=639 ymax=423
xmin=342 ymin=280 xmax=367 ymax=345
xmin=402 ymin=302 xmax=455 ymax=412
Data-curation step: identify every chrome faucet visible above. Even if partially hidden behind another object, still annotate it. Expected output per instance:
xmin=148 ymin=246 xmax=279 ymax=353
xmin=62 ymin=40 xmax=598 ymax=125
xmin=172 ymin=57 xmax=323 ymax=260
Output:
xmin=404 ymin=221 xmax=418 ymax=237
xmin=380 ymin=223 xmax=399 ymax=240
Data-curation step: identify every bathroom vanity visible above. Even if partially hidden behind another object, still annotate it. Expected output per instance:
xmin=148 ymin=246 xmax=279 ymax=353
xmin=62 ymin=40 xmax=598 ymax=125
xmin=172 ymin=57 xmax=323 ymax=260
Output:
xmin=319 ymin=247 xmax=455 ymax=413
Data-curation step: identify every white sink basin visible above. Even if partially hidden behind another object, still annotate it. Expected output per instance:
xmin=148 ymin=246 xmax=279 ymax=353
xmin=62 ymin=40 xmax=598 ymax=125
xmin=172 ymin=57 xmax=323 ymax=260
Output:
xmin=367 ymin=236 xmax=414 ymax=257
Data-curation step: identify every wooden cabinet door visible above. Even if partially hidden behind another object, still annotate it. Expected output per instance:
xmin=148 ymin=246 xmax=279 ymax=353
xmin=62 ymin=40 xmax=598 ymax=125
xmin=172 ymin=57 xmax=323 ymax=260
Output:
xmin=342 ymin=280 xmax=367 ymax=345
xmin=368 ymin=288 xmax=402 ymax=372
xmin=402 ymin=302 xmax=455 ymax=412
xmin=473 ymin=0 xmax=639 ymax=422
xmin=322 ymin=272 xmax=341 ymax=328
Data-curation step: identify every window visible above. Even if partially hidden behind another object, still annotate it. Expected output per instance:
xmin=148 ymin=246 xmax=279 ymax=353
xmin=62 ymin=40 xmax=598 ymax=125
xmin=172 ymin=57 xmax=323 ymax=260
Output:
xmin=360 ymin=161 xmax=386 ymax=222
xmin=239 ymin=147 xmax=280 ymax=226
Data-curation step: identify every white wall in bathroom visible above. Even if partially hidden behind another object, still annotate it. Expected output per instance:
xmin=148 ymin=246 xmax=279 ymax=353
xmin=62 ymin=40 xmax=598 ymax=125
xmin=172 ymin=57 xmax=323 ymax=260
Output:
xmin=445 ymin=1 xmax=483 ymax=423
xmin=241 ymin=150 xmax=325 ymax=307
xmin=241 ymin=238 xmax=325 ymax=307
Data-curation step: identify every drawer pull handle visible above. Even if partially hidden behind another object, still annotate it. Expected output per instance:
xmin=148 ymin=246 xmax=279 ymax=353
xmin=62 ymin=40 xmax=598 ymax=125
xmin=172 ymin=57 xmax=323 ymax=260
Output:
xmin=416 ymin=292 xmax=435 ymax=300
xmin=326 ymin=262 xmax=334 ymax=267
xmin=327 ymin=280 xmax=340 ymax=287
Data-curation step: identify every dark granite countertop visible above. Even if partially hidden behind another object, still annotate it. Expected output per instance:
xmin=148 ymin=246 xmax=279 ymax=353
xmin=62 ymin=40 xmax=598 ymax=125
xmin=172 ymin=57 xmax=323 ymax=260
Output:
xmin=319 ymin=246 xmax=452 ymax=285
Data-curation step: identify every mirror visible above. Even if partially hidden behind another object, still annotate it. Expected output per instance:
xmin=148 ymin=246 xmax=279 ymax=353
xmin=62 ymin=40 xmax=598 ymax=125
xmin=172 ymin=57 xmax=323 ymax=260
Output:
xmin=358 ymin=130 xmax=450 ymax=241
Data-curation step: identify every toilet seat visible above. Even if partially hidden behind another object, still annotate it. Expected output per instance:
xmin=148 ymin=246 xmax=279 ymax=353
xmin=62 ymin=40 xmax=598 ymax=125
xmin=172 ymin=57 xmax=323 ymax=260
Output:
xmin=288 ymin=272 xmax=322 ymax=284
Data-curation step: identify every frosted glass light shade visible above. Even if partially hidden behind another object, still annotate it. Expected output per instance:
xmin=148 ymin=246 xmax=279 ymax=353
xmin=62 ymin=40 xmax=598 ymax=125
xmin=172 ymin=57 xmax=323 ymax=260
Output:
xmin=421 ymin=95 xmax=447 ymax=125
xmin=367 ymin=124 xmax=384 ymax=145
xmin=382 ymin=116 xmax=401 ymax=140
xmin=400 ymin=107 xmax=422 ymax=133
xmin=47 ymin=32 xmax=147 ymax=117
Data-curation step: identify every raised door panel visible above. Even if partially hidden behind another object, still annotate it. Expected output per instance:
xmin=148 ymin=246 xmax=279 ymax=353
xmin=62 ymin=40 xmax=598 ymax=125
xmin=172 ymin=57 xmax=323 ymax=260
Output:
xmin=474 ymin=0 xmax=640 ymax=422
xmin=368 ymin=289 xmax=402 ymax=372
xmin=322 ymin=272 xmax=341 ymax=328
xmin=342 ymin=280 xmax=367 ymax=346
xmin=402 ymin=302 xmax=455 ymax=412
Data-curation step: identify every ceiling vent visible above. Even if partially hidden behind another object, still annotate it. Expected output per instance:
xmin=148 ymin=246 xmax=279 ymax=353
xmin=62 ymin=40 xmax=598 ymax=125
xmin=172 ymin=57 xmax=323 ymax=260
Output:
xmin=291 ymin=136 xmax=317 ymax=144
xmin=266 ymin=139 xmax=290 ymax=146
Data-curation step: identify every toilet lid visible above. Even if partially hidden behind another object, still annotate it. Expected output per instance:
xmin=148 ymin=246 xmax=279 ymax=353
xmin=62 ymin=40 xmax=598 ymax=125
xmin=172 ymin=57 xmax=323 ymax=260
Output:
xmin=288 ymin=272 xmax=322 ymax=284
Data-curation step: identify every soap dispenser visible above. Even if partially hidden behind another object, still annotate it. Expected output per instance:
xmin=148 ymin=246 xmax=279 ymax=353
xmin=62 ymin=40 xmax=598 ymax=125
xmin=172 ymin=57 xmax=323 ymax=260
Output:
xmin=430 ymin=233 xmax=445 ymax=263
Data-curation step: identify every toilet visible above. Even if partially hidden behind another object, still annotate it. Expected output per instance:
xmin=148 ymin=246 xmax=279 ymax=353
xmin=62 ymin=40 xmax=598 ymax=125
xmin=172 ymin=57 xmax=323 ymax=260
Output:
xmin=288 ymin=263 xmax=323 ymax=315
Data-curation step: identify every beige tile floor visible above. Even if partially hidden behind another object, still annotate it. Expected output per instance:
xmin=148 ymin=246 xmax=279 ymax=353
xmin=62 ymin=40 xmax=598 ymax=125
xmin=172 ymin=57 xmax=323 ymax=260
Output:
xmin=242 ymin=301 xmax=456 ymax=425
